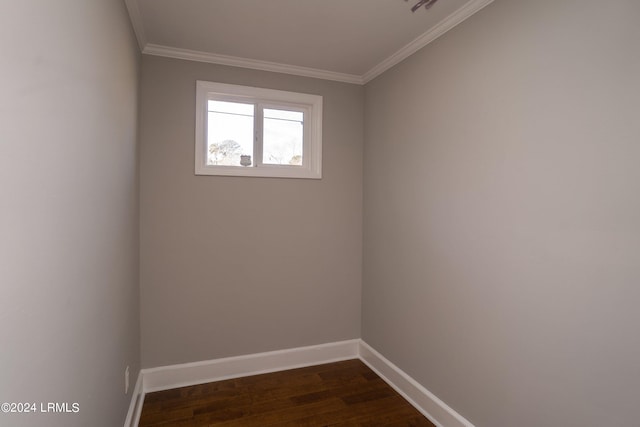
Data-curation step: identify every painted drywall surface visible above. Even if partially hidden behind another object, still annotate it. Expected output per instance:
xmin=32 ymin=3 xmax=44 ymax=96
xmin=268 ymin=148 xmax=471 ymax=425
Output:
xmin=139 ymin=56 xmax=363 ymax=368
xmin=0 ymin=2 xmax=140 ymax=426
xmin=362 ymin=1 xmax=640 ymax=426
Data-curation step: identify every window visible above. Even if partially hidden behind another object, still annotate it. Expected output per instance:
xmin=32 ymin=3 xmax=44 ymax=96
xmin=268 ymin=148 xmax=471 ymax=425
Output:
xmin=195 ymin=81 xmax=322 ymax=179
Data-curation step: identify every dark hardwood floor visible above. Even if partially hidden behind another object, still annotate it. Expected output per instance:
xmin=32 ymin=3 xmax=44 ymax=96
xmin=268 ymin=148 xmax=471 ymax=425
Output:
xmin=139 ymin=359 xmax=435 ymax=426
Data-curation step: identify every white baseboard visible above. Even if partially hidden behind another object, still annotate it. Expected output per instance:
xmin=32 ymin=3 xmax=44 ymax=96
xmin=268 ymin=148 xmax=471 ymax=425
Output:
xmin=123 ymin=370 xmax=143 ymax=427
xmin=359 ymin=341 xmax=475 ymax=427
xmin=142 ymin=339 xmax=360 ymax=393
xmin=127 ymin=339 xmax=473 ymax=427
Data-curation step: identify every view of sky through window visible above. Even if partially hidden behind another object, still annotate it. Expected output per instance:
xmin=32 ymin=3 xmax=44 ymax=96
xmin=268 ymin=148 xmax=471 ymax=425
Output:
xmin=263 ymin=109 xmax=303 ymax=165
xmin=207 ymin=100 xmax=254 ymax=166
xmin=207 ymin=100 xmax=304 ymax=167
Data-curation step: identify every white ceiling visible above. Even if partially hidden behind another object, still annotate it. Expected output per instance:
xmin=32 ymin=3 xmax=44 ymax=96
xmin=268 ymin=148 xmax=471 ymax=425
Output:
xmin=125 ymin=0 xmax=493 ymax=84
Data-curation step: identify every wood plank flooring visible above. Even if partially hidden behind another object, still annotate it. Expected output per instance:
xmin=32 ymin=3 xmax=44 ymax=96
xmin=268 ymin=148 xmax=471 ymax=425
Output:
xmin=139 ymin=359 xmax=435 ymax=426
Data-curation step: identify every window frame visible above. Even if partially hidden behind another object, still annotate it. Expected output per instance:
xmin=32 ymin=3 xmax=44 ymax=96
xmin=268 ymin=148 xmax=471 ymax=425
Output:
xmin=195 ymin=81 xmax=323 ymax=179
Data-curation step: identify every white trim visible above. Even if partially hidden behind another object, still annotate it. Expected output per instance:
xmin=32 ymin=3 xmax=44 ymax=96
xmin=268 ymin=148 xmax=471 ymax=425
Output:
xmin=362 ymin=0 xmax=494 ymax=83
xmin=142 ymin=340 xmax=360 ymax=393
xmin=123 ymin=370 xmax=144 ymax=427
xmin=129 ymin=340 xmax=473 ymax=427
xmin=128 ymin=0 xmax=493 ymax=85
xmin=143 ymin=44 xmax=364 ymax=85
xmin=124 ymin=0 xmax=147 ymax=51
xmin=359 ymin=341 xmax=475 ymax=427
xmin=194 ymin=81 xmax=323 ymax=179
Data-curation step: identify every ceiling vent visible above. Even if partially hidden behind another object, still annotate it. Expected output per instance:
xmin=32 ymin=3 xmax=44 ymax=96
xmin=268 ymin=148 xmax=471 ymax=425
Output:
xmin=407 ymin=0 xmax=440 ymax=13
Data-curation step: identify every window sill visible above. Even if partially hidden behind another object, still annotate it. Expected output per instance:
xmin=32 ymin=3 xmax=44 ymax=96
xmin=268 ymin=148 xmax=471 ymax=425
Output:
xmin=195 ymin=165 xmax=322 ymax=179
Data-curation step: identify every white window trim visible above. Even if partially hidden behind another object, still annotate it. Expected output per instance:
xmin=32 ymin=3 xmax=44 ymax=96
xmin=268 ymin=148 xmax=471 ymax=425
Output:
xmin=195 ymin=81 xmax=323 ymax=179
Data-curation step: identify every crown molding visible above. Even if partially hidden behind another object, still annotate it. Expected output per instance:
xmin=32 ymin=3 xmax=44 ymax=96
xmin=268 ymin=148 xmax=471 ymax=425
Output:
xmin=124 ymin=0 xmax=147 ymax=50
xmin=362 ymin=0 xmax=494 ymax=83
xmin=143 ymin=44 xmax=364 ymax=85
xmin=125 ymin=0 xmax=493 ymax=85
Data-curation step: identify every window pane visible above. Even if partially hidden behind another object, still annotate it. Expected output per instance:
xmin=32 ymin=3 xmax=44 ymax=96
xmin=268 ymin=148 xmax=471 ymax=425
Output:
xmin=264 ymin=109 xmax=304 ymax=121
xmin=208 ymin=100 xmax=254 ymax=116
xmin=207 ymin=101 xmax=254 ymax=166
xmin=263 ymin=108 xmax=304 ymax=165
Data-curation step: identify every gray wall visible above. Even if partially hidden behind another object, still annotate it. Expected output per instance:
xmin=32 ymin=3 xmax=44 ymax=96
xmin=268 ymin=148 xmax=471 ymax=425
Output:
xmin=362 ymin=1 xmax=640 ymax=426
xmin=139 ymin=56 xmax=363 ymax=368
xmin=0 ymin=1 xmax=140 ymax=426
